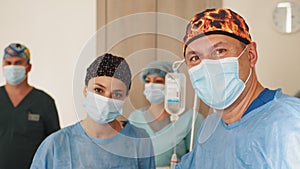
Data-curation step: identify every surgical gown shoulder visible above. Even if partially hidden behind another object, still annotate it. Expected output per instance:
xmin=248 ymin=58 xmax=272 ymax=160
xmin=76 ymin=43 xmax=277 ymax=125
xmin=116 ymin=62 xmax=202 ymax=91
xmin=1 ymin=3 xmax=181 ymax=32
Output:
xmin=30 ymin=122 xmax=155 ymax=169
xmin=176 ymin=90 xmax=300 ymax=169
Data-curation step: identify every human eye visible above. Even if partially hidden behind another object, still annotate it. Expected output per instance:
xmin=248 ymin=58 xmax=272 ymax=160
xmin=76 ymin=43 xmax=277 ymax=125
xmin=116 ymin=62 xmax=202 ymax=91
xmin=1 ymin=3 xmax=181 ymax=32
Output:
xmin=211 ymin=48 xmax=227 ymax=59
xmin=112 ymin=91 xmax=124 ymax=99
xmin=15 ymin=61 xmax=23 ymax=65
xmin=154 ymin=79 xmax=165 ymax=84
xmin=94 ymin=87 xmax=104 ymax=94
xmin=153 ymin=77 xmax=165 ymax=84
xmin=3 ymin=61 xmax=11 ymax=65
xmin=187 ymin=54 xmax=201 ymax=66
xmin=190 ymin=55 xmax=200 ymax=62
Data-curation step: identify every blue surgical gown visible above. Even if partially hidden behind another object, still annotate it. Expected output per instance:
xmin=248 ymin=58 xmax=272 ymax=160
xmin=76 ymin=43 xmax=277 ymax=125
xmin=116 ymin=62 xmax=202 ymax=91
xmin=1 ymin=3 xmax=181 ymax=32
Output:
xmin=176 ymin=89 xmax=300 ymax=169
xmin=30 ymin=122 xmax=155 ymax=169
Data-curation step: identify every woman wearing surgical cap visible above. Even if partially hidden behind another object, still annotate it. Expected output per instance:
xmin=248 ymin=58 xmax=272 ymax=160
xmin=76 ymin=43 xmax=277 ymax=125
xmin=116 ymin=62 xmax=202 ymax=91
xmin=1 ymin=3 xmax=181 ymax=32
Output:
xmin=30 ymin=53 xmax=155 ymax=169
xmin=129 ymin=61 xmax=204 ymax=168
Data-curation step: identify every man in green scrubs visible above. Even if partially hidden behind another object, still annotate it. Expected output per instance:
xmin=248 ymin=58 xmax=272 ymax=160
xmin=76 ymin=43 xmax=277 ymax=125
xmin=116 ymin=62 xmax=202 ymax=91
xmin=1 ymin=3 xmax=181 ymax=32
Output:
xmin=0 ymin=43 xmax=60 ymax=169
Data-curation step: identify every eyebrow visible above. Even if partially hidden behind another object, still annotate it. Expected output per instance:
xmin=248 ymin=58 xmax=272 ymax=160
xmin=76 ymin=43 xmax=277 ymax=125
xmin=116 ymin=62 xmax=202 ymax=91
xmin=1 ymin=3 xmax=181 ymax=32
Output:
xmin=209 ymin=41 xmax=228 ymax=51
xmin=94 ymin=83 xmax=125 ymax=93
xmin=186 ymin=41 xmax=226 ymax=55
xmin=15 ymin=60 xmax=24 ymax=64
xmin=4 ymin=59 xmax=23 ymax=63
xmin=94 ymin=83 xmax=107 ymax=89
xmin=146 ymin=76 xmax=164 ymax=80
xmin=186 ymin=50 xmax=197 ymax=57
xmin=3 ymin=61 xmax=11 ymax=64
xmin=112 ymin=89 xmax=125 ymax=93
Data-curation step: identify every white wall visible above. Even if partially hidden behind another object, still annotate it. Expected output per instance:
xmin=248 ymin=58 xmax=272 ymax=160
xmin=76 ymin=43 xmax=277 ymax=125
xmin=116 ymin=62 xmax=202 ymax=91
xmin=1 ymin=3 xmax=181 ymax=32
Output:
xmin=1 ymin=0 xmax=299 ymax=128
xmin=0 ymin=0 xmax=96 ymax=127
xmin=223 ymin=0 xmax=300 ymax=96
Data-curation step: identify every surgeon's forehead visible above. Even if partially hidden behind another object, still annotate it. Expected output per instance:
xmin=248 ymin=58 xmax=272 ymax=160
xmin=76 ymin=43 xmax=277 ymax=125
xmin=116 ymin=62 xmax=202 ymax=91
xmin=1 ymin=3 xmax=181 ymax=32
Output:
xmin=186 ymin=35 xmax=239 ymax=54
xmin=3 ymin=56 xmax=27 ymax=63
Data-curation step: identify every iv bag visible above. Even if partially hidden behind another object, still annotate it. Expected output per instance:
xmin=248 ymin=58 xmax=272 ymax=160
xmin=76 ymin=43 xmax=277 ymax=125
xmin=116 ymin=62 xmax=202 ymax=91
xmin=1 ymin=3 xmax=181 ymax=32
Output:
xmin=165 ymin=72 xmax=186 ymax=122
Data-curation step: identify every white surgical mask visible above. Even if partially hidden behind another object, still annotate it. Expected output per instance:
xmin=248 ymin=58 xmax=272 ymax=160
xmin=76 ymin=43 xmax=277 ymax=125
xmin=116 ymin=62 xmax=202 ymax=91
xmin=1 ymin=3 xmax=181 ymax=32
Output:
xmin=3 ymin=65 xmax=26 ymax=85
xmin=188 ymin=46 xmax=251 ymax=110
xmin=144 ymin=83 xmax=165 ymax=104
xmin=83 ymin=91 xmax=124 ymax=124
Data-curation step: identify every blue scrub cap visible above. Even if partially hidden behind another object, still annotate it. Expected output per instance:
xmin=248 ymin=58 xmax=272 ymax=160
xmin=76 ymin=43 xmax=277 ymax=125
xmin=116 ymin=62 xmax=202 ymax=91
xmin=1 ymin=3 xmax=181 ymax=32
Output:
xmin=140 ymin=61 xmax=174 ymax=83
xmin=3 ymin=43 xmax=30 ymax=63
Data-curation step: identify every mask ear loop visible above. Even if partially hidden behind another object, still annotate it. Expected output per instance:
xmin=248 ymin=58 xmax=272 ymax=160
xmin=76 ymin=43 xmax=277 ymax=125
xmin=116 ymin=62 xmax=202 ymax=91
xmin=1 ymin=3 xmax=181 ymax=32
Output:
xmin=237 ymin=45 xmax=249 ymax=60
xmin=172 ymin=59 xmax=185 ymax=72
xmin=244 ymin=68 xmax=252 ymax=84
xmin=237 ymin=45 xmax=252 ymax=84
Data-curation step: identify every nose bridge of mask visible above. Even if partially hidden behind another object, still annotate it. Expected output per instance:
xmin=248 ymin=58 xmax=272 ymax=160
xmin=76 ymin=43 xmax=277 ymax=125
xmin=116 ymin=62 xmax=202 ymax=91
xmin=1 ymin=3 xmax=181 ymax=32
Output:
xmin=145 ymin=83 xmax=164 ymax=89
xmin=199 ymin=45 xmax=249 ymax=83
xmin=6 ymin=64 xmax=27 ymax=69
xmin=4 ymin=65 xmax=26 ymax=76
xmin=4 ymin=65 xmax=26 ymax=71
xmin=204 ymin=61 xmax=227 ymax=103
xmin=145 ymin=83 xmax=165 ymax=93
xmin=87 ymin=91 xmax=124 ymax=112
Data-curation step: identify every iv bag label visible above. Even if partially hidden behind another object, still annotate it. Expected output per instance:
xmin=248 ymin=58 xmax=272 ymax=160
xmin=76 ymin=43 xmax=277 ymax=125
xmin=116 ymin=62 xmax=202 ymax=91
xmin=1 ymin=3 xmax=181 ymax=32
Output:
xmin=165 ymin=72 xmax=186 ymax=116
xmin=166 ymin=79 xmax=180 ymax=104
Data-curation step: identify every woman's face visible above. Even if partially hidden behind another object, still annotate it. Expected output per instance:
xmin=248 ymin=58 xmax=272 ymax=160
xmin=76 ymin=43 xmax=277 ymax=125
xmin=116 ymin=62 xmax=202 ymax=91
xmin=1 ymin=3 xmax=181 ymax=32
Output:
xmin=145 ymin=75 xmax=165 ymax=84
xmin=86 ymin=76 xmax=127 ymax=100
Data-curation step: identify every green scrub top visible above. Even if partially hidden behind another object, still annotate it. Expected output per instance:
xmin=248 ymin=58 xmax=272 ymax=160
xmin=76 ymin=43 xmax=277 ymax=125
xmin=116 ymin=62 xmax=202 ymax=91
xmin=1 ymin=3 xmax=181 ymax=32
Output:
xmin=0 ymin=86 xmax=60 ymax=169
xmin=129 ymin=108 xmax=203 ymax=167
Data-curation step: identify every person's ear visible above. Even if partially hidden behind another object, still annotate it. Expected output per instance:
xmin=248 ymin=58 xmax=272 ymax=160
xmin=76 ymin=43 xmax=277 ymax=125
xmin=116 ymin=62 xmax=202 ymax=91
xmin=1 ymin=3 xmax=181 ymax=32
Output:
xmin=83 ymin=86 xmax=88 ymax=97
xmin=247 ymin=42 xmax=258 ymax=68
xmin=26 ymin=63 xmax=32 ymax=73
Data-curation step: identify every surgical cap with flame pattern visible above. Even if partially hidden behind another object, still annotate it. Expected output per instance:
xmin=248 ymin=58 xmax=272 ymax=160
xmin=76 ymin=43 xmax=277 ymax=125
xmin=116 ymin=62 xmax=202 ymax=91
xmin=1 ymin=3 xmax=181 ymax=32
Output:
xmin=183 ymin=8 xmax=252 ymax=56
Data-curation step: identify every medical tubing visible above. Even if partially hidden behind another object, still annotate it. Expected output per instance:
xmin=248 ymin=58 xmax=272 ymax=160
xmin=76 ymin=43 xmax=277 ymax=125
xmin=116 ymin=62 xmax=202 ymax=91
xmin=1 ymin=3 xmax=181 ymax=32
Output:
xmin=189 ymin=93 xmax=199 ymax=151
xmin=172 ymin=121 xmax=177 ymax=155
xmin=170 ymin=121 xmax=178 ymax=169
xmin=170 ymin=153 xmax=178 ymax=169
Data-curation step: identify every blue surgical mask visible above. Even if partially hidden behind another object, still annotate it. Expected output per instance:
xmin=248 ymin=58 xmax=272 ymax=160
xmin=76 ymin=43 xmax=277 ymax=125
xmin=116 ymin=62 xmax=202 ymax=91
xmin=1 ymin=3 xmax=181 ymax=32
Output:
xmin=144 ymin=83 xmax=165 ymax=104
xmin=83 ymin=91 xmax=124 ymax=124
xmin=188 ymin=46 xmax=251 ymax=110
xmin=3 ymin=65 xmax=26 ymax=85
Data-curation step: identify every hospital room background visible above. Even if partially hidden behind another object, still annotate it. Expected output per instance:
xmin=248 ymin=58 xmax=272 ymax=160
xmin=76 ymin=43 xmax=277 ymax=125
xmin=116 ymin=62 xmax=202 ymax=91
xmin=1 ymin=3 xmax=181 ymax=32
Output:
xmin=1 ymin=0 xmax=299 ymax=127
